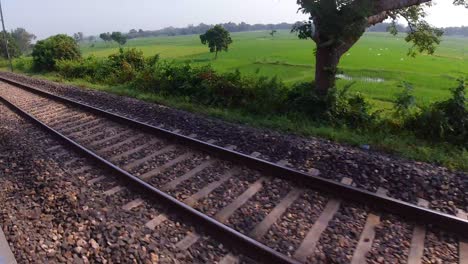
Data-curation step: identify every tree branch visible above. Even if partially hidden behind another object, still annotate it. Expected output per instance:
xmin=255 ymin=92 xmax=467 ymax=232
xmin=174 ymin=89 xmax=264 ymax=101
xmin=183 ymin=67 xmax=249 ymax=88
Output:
xmin=373 ymin=0 xmax=432 ymax=14
xmin=367 ymin=11 xmax=389 ymax=25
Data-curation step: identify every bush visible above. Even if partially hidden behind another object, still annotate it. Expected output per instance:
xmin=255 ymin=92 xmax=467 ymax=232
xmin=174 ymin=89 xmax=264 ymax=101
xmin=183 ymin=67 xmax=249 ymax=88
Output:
xmin=13 ymin=57 xmax=33 ymax=72
xmin=32 ymin=34 xmax=81 ymax=71
xmin=56 ymin=56 xmax=101 ymax=80
xmin=287 ymin=82 xmax=377 ymax=128
xmin=405 ymin=79 xmax=468 ymax=146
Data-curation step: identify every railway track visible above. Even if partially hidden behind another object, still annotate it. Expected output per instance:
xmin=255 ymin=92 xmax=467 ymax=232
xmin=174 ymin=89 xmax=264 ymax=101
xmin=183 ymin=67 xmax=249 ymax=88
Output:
xmin=0 ymin=76 xmax=467 ymax=263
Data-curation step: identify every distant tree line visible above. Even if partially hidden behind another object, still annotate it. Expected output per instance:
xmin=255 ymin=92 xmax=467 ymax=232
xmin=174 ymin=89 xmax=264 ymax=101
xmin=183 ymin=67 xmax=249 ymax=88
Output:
xmin=96 ymin=22 xmax=468 ymax=42
xmin=0 ymin=28 xmax=36 ymax=59
xmin=125 ymin=22 xmax=294 ymax=39
xmin=368 ymin=23 xmax=468 ymax=37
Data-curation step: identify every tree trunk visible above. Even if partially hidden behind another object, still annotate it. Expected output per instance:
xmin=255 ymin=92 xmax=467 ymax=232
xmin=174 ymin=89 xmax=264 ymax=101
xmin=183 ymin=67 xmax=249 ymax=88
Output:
xmin=215 ymin=50 xmax=218 ymax=59
xmin=314 ymin=45 xmax=340 ymax=96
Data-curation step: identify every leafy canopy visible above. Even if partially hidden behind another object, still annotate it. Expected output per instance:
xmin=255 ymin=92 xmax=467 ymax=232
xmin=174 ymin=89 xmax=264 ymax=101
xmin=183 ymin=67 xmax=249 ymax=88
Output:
xmin=0 ymin=31 xmax=21 ymax=59
xmin=99 ymin=32 xmax=112 ymax=42
xmin=200 ymin=25 xmax=233 ymax=58
xmin=32 ymin=34 xmax=81 ymax=71
xmin=111 ymin=32 xmax=128 ymax=46
xmin=11 ymin=28 xmax=36 ymax=54
xmin=293 ymin=0 xmax=467 ymax=56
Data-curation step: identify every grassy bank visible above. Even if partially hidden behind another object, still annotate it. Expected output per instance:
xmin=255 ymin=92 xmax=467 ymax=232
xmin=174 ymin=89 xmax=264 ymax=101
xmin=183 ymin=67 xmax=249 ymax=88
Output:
xmin=9 ymin=71 xmax=468 ymax=171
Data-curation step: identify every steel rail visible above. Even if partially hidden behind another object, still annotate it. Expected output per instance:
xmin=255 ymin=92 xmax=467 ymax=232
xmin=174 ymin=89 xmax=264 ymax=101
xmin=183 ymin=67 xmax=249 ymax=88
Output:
xmin=0 ymin=95 xmax=300 ymax=264
xmin=1 ymin=76 xmax=467 ymax=239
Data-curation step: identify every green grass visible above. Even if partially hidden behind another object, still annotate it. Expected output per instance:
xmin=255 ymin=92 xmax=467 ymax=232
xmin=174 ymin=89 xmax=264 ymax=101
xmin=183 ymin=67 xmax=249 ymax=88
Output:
xmin=81 ymin=31 xmax=468 ymax=109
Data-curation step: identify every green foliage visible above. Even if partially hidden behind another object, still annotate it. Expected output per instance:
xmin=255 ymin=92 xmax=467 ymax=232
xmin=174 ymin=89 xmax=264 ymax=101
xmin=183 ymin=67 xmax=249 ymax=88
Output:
xmin=10 ymin=28 xmax=36 ymax=54
xmin=100 ymin=32 xmax=112 ymax=43
xmin=394 ymin=82 xmax=416 ymax=118
xmin=200 ymin=25 xmax=232 ymax=58
xmin=13 ymin=57 xmax=33 ymax=72
xmin=32 ymin=34 xmax=81 ymax=71
xmin=287 ymin=82 xmax=376 ymax=128
xmin=56 ymin=48 xmax=145 ymax=84
xmin=56 ymin=56 xmax=102 ymax=81
xmin=111 ymin=32 xmax=127 ymax=46
xmin=0 ymin=31 xmax=21 ymax=59
xmin=405 ymin=79 xmax=468 ymax=146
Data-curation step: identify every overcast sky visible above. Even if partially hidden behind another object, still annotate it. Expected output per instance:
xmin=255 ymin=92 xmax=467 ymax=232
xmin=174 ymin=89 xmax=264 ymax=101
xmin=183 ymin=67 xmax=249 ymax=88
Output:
xmin=3 ymin=0 xmax=468 ymax=39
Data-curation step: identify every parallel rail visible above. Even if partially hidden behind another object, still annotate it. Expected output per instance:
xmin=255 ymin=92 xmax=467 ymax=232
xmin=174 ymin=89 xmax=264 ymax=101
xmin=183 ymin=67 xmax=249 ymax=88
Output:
xmin=1 ymin=75 xmax=467 ymax=262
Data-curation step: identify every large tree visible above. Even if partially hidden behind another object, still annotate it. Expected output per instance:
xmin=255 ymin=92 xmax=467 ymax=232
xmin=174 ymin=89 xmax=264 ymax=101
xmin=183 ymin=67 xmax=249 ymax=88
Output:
xmin=293 ymin=0 xmax=468 ymax=95
xmin=73 ymin=32 xmax=84 ymax=43
xmin=32 ymin=34 xmax=81 ymax=71
xmin=99 ymin=32 xmax=112 ymax=44
xmin=0 ymin=31 xmax=21 ymax=59
xmin=110 ymin=32 xmax=128 ymax=46
xmin=200 ymin=25 xmax=233 ymax=59
xmin=10 ymin=28 xmax=36 ymax=54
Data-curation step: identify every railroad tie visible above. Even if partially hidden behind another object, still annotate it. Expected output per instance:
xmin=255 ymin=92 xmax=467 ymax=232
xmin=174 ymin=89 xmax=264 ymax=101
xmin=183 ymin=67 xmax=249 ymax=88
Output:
xmin=96 ymin=134 xmax=143 ymax=153
xmin=219 ymin=253 xmax=239 ymax=264
xmin=87 ymin=176 xmax=106 ymax=185
xmin=78 ymin=131 xmax=109 ymax=143
xmin=140 ymin=152 xmax=193 ymax=180
xmin=214 ymin=176 xmax=269 ymax=223
xmin=71 ymin=165 xmax=92 ymax=175
xmin=46 ymin=145 xmax=63 ymax=152
xmin=66 ymin=122 xmax=107 ymax=138
xmin=250 ymin=188 xmax=304 ymax=240
xmin=88 ymin=130 xmax=132 ymax=148
xmin=145 ymin=214 xmax=168 ymax=230
xmin=457 ymin=209 xmax=468 ymax=264
xmin=103 ymin=186 xmax=124 ymax=196
xmin=122 ymin=145 xmax=175 ymax=171
xmin=407 ymin=198 xmax=430 ymax=264
xmin=293 ymin=177 xmax=353 ymax=262
xmin=47 ymin=112 xmax=81 ymax=125
xmin=108 ymin=138 xmax=160 ymax=162
xmin=63 ymin=158 xmax=80 ymax=167
xmin=161 ymin=159 xmax=216 ymax=191
xmin=184 ymin=168 xmax=238 ymax=207
xmin=172 ymin=168 xmax=242 ymax=252
xmin=122 ymin=198 xmax=144 ymax=211
xmin=350 ymin=187 xmax=388 ymax=264
xmin=175 ymin=232 xmax=201 ymax=251
xmin=58 ymin=118 xmax=99 ymax=133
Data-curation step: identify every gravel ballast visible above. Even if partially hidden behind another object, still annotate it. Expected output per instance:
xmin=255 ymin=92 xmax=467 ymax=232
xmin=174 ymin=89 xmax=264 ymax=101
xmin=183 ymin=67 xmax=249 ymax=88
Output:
xmin=0 ymin=102 xmax=241 ymax=263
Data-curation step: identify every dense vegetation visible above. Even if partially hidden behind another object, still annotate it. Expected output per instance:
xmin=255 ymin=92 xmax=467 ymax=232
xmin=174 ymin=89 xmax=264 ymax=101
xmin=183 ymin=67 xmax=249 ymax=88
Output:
xmin=32 ymin=34 xmax=81 ymax=71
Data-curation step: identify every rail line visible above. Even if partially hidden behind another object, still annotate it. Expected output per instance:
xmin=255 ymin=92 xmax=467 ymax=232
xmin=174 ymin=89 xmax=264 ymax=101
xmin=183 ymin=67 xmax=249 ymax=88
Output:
xmin=0 ymin=76 xmax=467 ymax=263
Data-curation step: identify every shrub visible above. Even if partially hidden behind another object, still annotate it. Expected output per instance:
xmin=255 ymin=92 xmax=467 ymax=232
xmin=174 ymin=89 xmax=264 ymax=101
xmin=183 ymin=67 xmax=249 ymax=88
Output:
xmin=32 ymin=34 xmax=81 ymax=71
xmin=13 ymin=57 xmax=33 ymax=72
xmin=394 ymin=82 xmax=416 ymax=119
xmin=56 ymin=56 xmax=101 ymax=80
xmin=286 ymin=82 xmax=376 ymax=128
xmin=405 ymin=79 xmax=467 ymax=146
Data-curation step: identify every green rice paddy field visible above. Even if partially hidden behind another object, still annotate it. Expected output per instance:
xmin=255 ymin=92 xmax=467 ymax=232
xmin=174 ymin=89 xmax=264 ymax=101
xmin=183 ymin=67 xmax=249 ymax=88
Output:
xmin=82 ymin=30 xmax=468 ymax=110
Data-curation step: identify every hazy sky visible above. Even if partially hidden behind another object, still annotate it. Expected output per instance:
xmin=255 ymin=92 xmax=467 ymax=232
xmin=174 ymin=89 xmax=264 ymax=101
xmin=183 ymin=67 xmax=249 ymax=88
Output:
xmin=3 ymin=0 xmax=468 ymax=39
